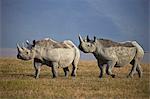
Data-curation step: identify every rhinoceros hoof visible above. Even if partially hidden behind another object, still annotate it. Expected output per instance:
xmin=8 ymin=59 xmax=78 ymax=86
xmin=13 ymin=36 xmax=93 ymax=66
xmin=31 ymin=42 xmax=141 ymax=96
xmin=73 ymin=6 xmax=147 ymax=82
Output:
xmin=52 ymin=75 xmax=57 ymax=78
xmin=111 ymin=74 xmax=115 ymax=78
xmin=71 ymin=74 xmax=76 ymax=77
xmin=35 ymin=76 xmax=39 ymax=79
xmin=99 ymin=75 xmax=103 ymax=78
xmin=127 ymin=75 xmax=133 ymax=78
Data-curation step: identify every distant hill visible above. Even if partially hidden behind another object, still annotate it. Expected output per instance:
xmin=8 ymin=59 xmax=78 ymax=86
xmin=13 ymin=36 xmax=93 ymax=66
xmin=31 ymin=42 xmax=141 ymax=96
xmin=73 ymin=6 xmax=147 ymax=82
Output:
xmin=0 ymin=48 xmax=149 ymax=63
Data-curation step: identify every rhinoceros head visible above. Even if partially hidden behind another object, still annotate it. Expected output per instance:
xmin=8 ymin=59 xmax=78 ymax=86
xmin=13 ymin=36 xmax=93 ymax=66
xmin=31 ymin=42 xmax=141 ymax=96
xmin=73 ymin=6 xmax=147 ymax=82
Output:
xmin=78 ymin=34 xmax=97 ymax=53
xmin=17 ymin=42 xmax=34 ymax=60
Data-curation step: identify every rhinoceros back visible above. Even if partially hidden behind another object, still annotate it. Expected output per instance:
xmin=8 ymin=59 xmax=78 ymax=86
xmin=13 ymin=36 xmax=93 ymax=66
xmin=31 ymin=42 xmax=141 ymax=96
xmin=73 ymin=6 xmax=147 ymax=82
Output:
xmin=33 ymin=39 xmax=80 ymax=68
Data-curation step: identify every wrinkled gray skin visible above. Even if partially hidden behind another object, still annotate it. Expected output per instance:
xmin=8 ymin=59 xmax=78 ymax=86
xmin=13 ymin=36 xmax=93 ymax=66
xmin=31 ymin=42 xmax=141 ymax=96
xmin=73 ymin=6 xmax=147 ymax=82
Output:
xmin=78 ymin=35 xmax=144 ymax=78
xmin=17 ymin=38 xmax=80 ymax=79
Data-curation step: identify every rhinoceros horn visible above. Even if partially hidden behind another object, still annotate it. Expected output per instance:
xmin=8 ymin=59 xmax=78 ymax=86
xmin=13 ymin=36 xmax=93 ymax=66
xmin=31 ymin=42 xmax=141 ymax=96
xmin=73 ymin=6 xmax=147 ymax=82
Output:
xmin=21 ymin=43 xmax=28 ymax=50
xmin=26 ymin=40 xmax=30 ymax=45
xmin=17 ymin=43 xmax=23 ymax=52
xmin=78 ymin=34 xmax=84 ymax=43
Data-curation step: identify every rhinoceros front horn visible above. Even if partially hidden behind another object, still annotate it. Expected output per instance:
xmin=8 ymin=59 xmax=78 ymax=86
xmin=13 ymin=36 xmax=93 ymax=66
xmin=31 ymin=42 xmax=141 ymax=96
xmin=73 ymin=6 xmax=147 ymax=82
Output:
xmin=17 ymin=43 xmax=23 ymax=52
xmin=26 ymin=40 xmax=30 ymax=45
xmin=78 ymin=34 xmax=84 ymax=43
xmin=22 ymin=43 xmax=28 ymax=50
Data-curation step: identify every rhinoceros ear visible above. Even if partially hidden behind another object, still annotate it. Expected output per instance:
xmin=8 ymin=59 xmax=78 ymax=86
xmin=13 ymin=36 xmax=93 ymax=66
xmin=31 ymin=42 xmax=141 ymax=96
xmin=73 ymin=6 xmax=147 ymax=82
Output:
xmin=94 ymin=36 xmax=97 ymax=42
xmin=33 ymin=40 xmax=36 ymax=46
xmin=78 ymin=34 xmax=84 ymax=43
xmin=87 ymin=35 xmax=90 ymax=42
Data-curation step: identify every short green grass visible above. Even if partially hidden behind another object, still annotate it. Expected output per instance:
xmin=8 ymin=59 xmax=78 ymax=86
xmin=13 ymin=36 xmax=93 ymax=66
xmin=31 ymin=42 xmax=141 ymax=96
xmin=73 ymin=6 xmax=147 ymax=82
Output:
xmin=0 ymin=58 xmax=149 ymax=99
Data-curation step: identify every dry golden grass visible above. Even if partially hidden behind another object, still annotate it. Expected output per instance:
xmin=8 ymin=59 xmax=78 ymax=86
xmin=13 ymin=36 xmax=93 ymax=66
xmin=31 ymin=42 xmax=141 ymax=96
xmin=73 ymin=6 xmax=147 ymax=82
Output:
xmin=0 ymin=58 xmax=149 ymax=99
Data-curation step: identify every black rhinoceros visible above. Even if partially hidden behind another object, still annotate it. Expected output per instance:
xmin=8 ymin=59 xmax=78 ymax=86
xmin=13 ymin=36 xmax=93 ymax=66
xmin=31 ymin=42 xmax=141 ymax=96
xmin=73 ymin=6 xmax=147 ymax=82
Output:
xmin=17 ymin=38 xmax=80 ymax=79
xmin=78 ymin=35 xmax=144 ymax=78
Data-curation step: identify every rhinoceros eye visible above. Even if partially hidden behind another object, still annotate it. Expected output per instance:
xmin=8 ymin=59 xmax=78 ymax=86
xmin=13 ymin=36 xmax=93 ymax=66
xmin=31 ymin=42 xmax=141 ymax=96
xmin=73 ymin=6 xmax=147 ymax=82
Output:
xmin=26 ymin=52 xmax=29 ymax=54
xmin=87 ymin=44 xmax=91 ymax=47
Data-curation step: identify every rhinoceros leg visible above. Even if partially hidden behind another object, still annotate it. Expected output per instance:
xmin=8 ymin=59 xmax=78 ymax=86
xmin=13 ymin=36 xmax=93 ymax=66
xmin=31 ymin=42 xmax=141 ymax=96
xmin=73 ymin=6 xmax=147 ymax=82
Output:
xmin=128 ymin=59 xmax=138 ymax=78
xmin=98 ymin=65 xmax=105 ymax=78
xmin=98 ymin=61 xmax=106 ymax=78
xmin=34 ymin=61 xmax=42 ymax=79
xmin=107 ymin=60 xmax=116 ymax=78
xmin=51 ymin=62 xmax=58 ymax=78
xmin=63 ymin=67 xmax=69 ymax=77
xmin=71 ymin=52 xmax=79 ymax=77
xmin=71 ymin=62 xmax=77 ymax=77
xmin=136 ymin=64 xmax=143 ymax=78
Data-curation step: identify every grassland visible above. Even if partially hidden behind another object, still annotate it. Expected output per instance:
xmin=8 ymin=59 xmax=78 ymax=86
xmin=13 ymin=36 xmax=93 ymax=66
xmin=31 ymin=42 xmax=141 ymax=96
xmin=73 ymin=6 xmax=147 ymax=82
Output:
xmin=0 ymin=58 xmax=149 ymax=99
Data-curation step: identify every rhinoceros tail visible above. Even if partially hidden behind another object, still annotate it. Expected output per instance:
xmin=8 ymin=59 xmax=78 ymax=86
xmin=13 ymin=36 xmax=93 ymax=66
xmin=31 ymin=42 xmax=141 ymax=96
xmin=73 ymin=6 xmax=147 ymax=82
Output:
xmin=132 ymin=41 xmax=144 ymax=61
xmin=64 ymin=40 xmax=80 ymax=65
xmin=73 ymin=43 xmax=80 ymax=65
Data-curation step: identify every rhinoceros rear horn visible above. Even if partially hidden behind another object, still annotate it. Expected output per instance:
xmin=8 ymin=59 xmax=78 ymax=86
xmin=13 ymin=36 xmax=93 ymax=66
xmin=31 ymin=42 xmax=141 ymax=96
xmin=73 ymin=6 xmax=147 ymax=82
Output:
xmin=17 ymin=43 xmax=23 ymax=52
xmin=78 ymin=34 xmax=83 ymax=43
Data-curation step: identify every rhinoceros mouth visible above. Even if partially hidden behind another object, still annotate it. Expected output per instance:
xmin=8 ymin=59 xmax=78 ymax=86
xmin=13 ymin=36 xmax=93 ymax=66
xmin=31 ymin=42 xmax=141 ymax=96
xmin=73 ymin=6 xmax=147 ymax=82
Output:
xmin=17 ymin=54 xmax=21 ymax=59
xmin=17 ymin=54 xmax=32 ymax=61
xmin=21 ymin=57 xmax=32 ymax=61
xmin=82 ymin=50 xmax=89 ymax=53
xmin=78 ymin=46 xmax=89 ymax=53
xmin=78 ymin=45 xmax=83 ymax=51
